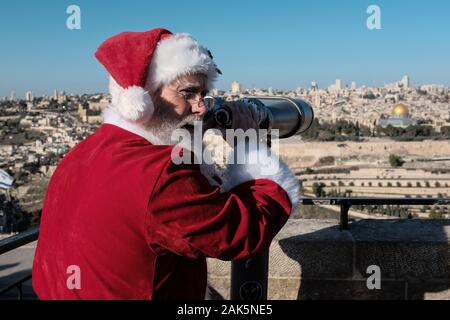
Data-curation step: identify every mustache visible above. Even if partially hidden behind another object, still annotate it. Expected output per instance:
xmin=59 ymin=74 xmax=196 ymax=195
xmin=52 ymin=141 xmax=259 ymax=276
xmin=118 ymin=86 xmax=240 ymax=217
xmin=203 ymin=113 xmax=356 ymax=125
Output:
xmin=176 ymin=114 xmax=203 ymax=128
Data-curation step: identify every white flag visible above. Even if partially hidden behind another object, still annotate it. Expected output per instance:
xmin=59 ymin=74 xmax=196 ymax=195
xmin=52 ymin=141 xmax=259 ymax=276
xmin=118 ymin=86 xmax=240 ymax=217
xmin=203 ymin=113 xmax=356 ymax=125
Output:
xmin=0 ymin=169 xmax=13 ymax=190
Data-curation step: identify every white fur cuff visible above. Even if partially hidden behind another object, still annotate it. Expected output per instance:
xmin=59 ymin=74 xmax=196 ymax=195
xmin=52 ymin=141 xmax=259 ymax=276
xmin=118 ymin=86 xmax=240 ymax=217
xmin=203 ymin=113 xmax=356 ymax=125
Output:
xmin=220 ymin=142 xmax=300 ymax=213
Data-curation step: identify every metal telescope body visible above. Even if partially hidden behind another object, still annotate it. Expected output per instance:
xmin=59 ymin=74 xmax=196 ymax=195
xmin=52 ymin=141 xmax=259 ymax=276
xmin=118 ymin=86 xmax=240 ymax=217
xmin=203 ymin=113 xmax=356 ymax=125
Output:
xmin=204 ymin=96 xmax=314 ymax=138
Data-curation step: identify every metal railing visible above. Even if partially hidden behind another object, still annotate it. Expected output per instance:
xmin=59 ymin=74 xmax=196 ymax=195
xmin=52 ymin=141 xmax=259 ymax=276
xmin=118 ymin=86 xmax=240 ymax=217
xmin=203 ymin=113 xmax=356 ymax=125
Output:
xmin=0 ymin=227 xmax=39 ymax=299
xmin=1 ymin=197 xmax=450 ymax=300
xmin=230 ymin=196 xmax=450 ymax=300
xmin=300 ymin=196 xmax=450 ymax=230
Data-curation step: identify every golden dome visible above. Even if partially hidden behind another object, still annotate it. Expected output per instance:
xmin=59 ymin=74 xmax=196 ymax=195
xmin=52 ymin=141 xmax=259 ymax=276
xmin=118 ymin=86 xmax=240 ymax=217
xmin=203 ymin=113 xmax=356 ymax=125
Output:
xmin=392 ymin=103 xmax=409 ymax=117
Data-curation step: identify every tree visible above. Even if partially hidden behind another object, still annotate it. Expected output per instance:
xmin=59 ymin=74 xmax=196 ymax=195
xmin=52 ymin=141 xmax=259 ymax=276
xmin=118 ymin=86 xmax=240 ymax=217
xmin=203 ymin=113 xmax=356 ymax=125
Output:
xmin=318 ymin=156 xmax=335 ymax=165
xmin=312 ymin=182 xmax=326 ymax=197
xmin=429 ymin=208 xmax=443 ymax=219
xmin=389 ymin=154 xmax=405 ymax=167
xmin=363 ymin=92 xmax=376 ymax=99
xmin=441 ymin=126 xmax=450 ymax=137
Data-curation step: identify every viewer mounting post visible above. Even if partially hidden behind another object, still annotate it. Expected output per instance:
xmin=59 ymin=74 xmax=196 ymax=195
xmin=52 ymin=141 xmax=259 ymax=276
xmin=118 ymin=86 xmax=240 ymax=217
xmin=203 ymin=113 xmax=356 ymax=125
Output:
xmin=231 ymin=252 xmax=269 ymax=300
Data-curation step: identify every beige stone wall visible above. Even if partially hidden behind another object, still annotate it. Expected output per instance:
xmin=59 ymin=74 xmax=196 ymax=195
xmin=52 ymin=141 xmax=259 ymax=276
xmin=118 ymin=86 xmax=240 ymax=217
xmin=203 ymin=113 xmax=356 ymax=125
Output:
xmin=279 ymin=138 xmax=450 ymax=169
xmin=208 ymin=219 xmax=450 ymax=300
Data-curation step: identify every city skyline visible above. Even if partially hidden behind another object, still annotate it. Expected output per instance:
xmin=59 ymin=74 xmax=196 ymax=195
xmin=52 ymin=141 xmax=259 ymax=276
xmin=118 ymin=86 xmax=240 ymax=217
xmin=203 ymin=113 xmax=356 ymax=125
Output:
xmin=3 ymin=74 xmax=447 ymax=101
xmin=1 ymin=1 xmax=450 ymax=97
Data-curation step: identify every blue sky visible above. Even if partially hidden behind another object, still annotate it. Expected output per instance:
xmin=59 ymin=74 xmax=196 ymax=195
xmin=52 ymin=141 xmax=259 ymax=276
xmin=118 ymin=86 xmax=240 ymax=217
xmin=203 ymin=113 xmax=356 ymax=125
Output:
xmin=0 ymin=0 xmax=449 ymax=97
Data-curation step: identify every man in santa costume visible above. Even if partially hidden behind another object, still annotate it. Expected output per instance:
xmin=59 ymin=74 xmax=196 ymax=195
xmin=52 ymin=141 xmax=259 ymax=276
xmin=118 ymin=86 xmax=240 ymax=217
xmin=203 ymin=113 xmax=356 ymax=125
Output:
xmin=32 ymin=28 xmax=300 ymax=300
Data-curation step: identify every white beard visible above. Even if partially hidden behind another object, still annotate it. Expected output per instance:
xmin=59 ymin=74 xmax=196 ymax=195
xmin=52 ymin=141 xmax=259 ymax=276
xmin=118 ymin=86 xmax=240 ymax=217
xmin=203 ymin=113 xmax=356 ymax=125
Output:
xmin=144 ymin=105 xmax=202 ymax=145
xmin=102 ymin=106 xmax=201 ymax=146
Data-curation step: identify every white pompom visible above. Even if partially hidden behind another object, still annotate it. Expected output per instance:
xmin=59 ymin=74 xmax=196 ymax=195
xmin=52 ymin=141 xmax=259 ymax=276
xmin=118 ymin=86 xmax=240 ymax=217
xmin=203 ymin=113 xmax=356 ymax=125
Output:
xmin=116 ymin=86 xmax=154 ymax=123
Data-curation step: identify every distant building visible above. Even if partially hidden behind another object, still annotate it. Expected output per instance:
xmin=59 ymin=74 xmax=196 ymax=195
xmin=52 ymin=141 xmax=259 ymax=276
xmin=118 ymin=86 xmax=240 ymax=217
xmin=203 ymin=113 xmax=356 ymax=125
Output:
xmin=10 ymin=91 xmax=16 ymax=101
xmin=78 ymin=104 xmax=87 ymax=121
xmin=351 ymin=81 xmax=357 ymax=90
xmin=378 ymin=103 xmax=416 ymax=128
xmin=335 ymin=79 xmax=343 ymax=91
xmin=25 ymin=91 xmax=33 ymax=102
xmin=421 ymin=84 xmax=446 ymax=95
xmin=333 ymin=97 xmax=347 ymax=107
xmin=328 ymin=79 xmax=343 ymax=93
xmin=384 ymin=94 xmax=399 ymax=103
xmin=400 ymin=75 xmax=410 ymax=88
xmin=311 ymin=81 xmax=318 ymax=91
xmin=89 ymin=99 xmax=109 ymax=111
xmin=313 ymin=92 xmax=321 ymax=108
xmin=35 ymin=140 xmax=44 ymax=154
xmin=231 ymin=81 xmax=241 ymax=94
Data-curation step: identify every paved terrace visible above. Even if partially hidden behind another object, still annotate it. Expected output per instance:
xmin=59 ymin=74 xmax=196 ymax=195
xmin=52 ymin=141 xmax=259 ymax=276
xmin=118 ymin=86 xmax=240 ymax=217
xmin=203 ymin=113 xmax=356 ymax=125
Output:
xmin=208 ymin=219 xmax=450 ymax=300
xmin=1 ymin=219 xmax=450 ymax=300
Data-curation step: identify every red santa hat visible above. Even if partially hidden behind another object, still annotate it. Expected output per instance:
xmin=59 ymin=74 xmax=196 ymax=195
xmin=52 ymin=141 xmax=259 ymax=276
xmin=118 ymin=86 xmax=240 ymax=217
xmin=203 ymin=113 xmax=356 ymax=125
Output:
xmin=95 ymin=28 xmax=220 ymax=123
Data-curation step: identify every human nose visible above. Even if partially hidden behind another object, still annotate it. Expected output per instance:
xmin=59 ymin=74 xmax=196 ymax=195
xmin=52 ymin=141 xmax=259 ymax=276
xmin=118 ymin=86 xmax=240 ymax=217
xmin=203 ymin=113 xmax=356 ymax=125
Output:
xmin=191 ymin=98 xmax=207 ymax=116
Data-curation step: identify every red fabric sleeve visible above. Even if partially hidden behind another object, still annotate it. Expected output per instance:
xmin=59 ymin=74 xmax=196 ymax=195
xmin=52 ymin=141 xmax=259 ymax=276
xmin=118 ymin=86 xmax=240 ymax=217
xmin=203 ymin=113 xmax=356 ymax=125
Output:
xmin=146 ymin=162 xmax=292 ymax=261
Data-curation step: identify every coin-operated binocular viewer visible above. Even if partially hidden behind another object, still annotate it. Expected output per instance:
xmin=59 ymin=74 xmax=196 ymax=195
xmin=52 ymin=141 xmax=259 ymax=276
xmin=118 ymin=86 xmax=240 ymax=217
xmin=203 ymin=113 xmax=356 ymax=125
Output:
xmin=204 ymin=96 xmax=315 ymax=300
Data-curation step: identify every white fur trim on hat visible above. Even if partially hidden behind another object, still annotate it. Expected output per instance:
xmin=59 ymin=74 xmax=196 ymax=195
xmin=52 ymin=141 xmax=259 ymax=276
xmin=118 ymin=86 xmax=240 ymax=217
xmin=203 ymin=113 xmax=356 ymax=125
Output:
xmin=147 ymin=33 xmax=219 ymax=92
xmin=109 ymin=77 xmax=154 ymax=123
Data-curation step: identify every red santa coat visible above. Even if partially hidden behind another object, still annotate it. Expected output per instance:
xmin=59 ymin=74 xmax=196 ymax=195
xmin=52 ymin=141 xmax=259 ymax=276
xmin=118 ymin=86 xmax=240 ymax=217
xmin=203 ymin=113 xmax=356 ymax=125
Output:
xmin=32 ymin=110 xmax=299 ymax=300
